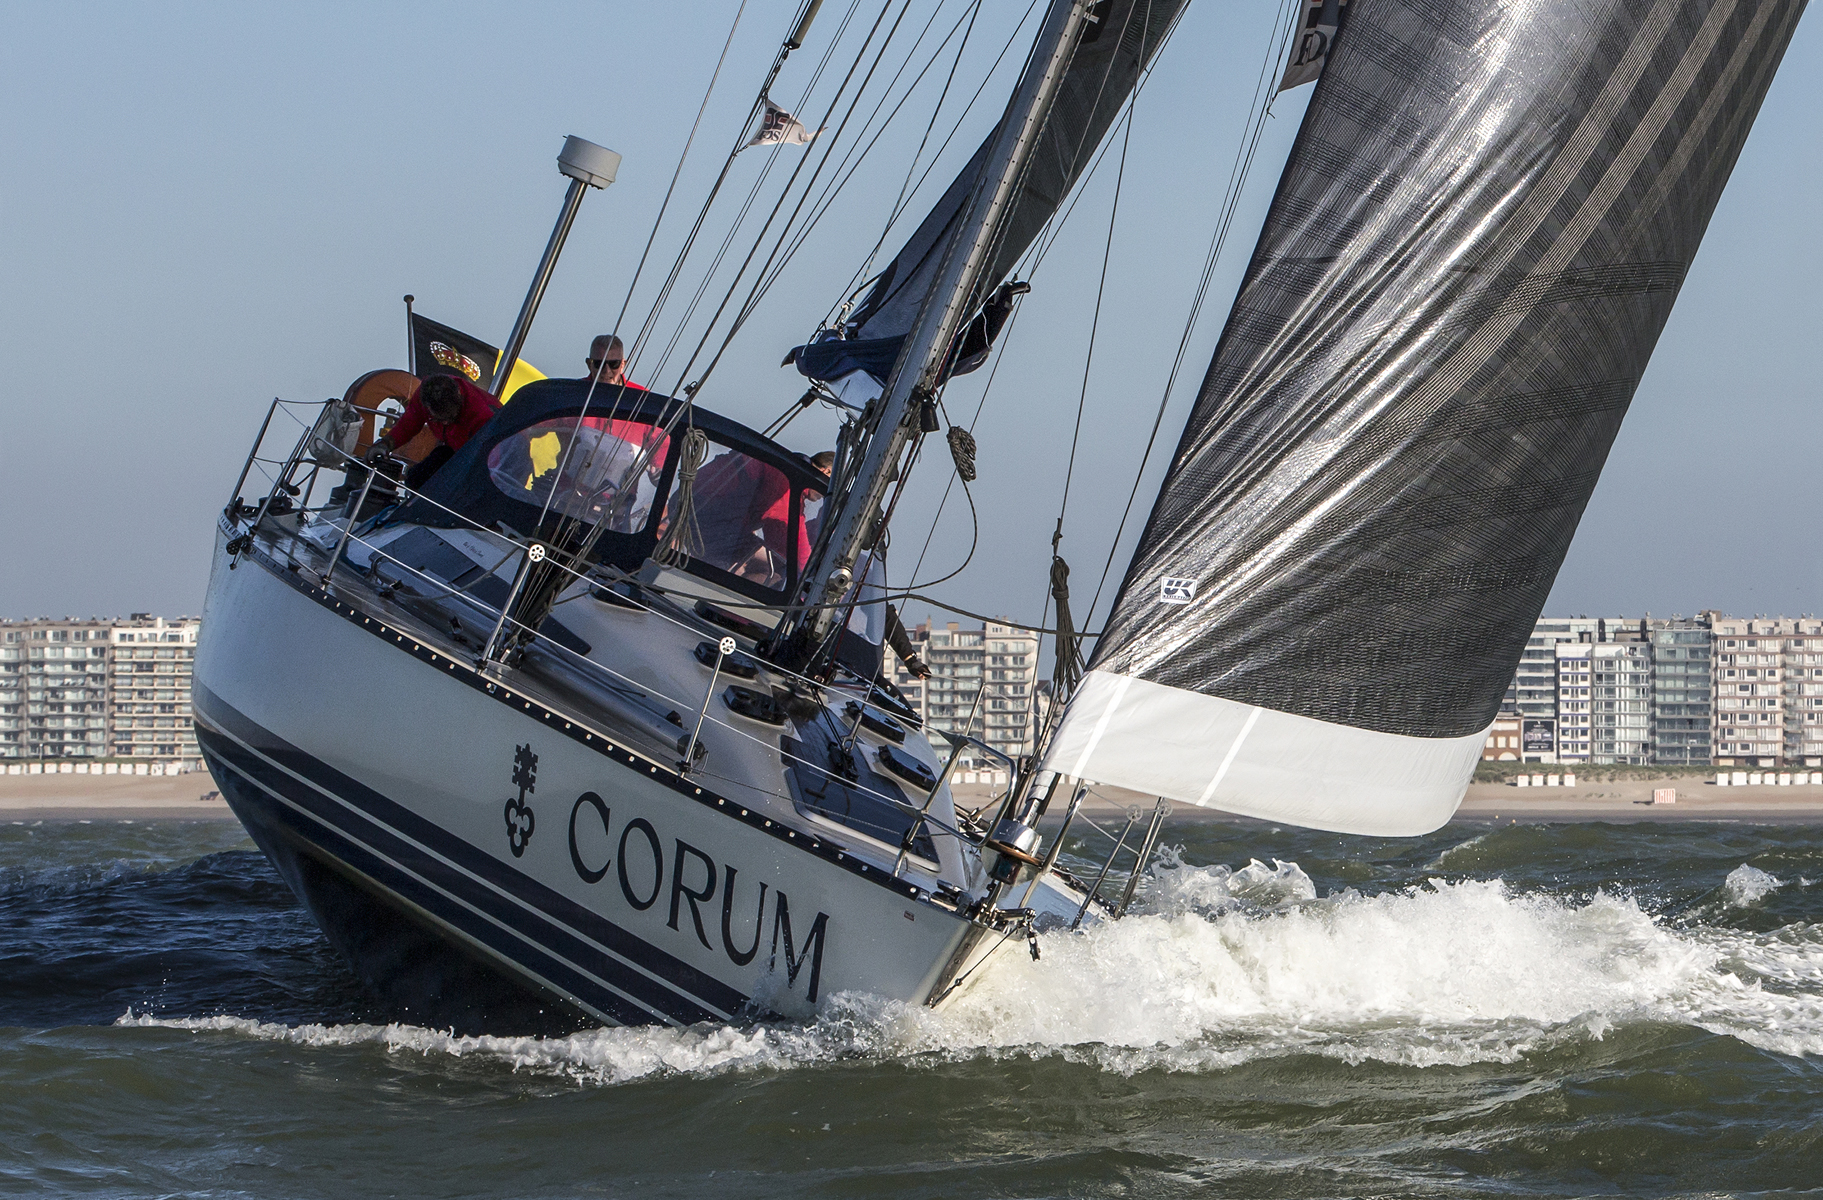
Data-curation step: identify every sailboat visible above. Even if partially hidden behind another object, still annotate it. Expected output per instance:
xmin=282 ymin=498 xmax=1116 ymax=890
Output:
xmin=195 ymin=0 xmax=1805 ymax=1032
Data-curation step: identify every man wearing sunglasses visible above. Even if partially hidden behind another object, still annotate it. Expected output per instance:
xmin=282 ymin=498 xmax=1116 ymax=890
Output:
xmin=585 ymin=334 xmax=643 ymax=390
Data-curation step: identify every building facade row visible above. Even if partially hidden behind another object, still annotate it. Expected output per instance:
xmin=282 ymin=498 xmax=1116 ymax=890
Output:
xmin=0 ymin=615 xmax=201 ymax=765
xmin=1491 ymin=612 xmax=1822 ymax=768
xmin=9 ymin=605 xmax=1813 ymax=773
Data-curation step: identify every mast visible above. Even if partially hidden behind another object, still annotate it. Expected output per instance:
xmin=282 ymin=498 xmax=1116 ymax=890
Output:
xmin=777 ymin=0 xmax=1093 ymax=662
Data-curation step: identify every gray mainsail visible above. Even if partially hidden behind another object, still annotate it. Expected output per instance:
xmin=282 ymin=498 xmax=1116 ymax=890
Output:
xmin=1043 ymin=0 xmax=1807 ymax=835
xmin=795 ymin=0 xmax=1186 ymax=381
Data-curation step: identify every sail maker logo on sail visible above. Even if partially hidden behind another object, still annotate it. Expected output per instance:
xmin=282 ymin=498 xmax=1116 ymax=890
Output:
xmin=1160 ymin=576 xmax=1196 ymax=605
xmin=563 ymin=777 xmax=832 ymax=1001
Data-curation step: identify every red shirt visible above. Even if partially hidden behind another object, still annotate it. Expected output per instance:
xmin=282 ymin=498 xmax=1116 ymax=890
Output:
xmin=389 ymin=376 xmax=501 ymax=451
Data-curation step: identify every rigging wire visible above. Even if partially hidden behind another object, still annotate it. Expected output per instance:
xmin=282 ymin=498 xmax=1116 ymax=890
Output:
xmin=609 ymin=0 xmax=750 ymax=341
xmin=825 ymin=0 xmax=1044 ymax=330
xmin=743 ymin=0 xmax=986 ymax=334
xmin=761 ymin=0 xmax=976 ymax=308
xmin=846 ymin=0 xmax=985 ymax=310
xmin=664 ymin=0 xmax=928 ymax=400
xmin=901 ymin=0 xmax=1194 ymax=596
xmin=1079 ymin=0 xmax=1304 ymax=629
xmin=643 ymin=0 xmax=903 ymax=398
xmin=1054 ymin=108 xmax=1133 ymax=539
xmin=623 ymin=0 xmax=857 ymax=382
xmin=1036 ymin=100 xmax=1135 ymax=706
xmin=638 ymin=0 xmax=868 ymax=388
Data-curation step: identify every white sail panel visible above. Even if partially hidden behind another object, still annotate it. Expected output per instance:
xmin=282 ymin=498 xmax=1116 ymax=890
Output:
xmin=1044 ymin=670 xmax=1485 ymax=835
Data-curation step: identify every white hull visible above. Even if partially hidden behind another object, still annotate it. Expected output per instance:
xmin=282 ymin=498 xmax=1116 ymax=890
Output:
xmin=194 ymin=521 xmax=1039 ymax=1028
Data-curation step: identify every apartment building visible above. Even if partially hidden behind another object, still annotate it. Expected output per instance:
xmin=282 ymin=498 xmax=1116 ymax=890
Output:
xmin=1650 ymin=621 xmax=1713 ymax=766
xmin=889 ymin=619 xmax=1039 ymax=764
xmin=0 ymin=614 xmax=201 ymax=765
xmin=1552 ymin=640 xmax=1652 ymax=765
xmin=1511 ymin=618 xmax=1599 ymax=760
xmin=1788 ymin=628 xmax=1823 ymax=766
xmin=0 ymin=618 xmax=111 ymax=760
xmin=1710 ymin=616 xmax=1823 ymax=768
xmin=108 ymin=616 xmax=201 ymax=762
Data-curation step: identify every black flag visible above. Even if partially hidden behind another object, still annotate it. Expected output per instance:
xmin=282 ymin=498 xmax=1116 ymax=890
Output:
xmin=411 ymin=314 xmax=499 ymax=390
xmin=1278 ymin=0 xmax=1348 ymax=92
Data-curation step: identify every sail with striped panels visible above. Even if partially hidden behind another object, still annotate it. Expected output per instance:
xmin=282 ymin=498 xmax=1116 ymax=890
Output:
xmin=1042 ymin=0 xmax=1807 ymax=835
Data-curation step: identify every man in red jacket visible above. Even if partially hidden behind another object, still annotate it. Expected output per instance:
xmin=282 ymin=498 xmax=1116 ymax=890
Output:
xmin=368 ymin=374 xmax=501 ymax=488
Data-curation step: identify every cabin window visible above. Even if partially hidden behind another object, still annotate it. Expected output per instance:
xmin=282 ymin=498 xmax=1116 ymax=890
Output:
xmin=663 ymin=447 xmax=801 ymax=591
xmin=486 ymin=417 xmax=670 ymax=533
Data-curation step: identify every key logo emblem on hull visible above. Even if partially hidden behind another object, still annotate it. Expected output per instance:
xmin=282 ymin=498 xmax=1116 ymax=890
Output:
xmin=504 ymin=743 xmax=537 ymax=857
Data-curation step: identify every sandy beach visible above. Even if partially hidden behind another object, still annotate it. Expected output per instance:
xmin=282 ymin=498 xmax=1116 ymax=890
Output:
xmin=1454 ymin=773 xmax=1823 ymax=824
xmin=7 ymin=768 xmax=1822 ymax=824
xmin=0 ymin=772 xmax=234 ymax=821
xmin=956 ymin=771 xmax=1823 ymax=826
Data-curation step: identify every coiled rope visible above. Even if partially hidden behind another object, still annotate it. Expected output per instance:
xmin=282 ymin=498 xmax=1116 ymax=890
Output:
xmin=945 ymin=425 xmax=977 ymax=482
xmin=655 ymin=427 xmax=710 ymax=565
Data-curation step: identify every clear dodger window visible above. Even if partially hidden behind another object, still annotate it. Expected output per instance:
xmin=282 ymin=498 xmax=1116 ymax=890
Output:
xmin=486 ymin=417 xmax=671 ymax=534
xmin=660 ymin=447 xmax=808 ymax=592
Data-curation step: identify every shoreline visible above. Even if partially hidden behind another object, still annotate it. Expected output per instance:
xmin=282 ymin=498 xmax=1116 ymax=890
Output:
xmin=0 ymin=774 xmax=237 ymax=822
xmin=7 ymin=770 xmax=1823 ymax=826
xmin=965 ymin=771 xmax=1823 ymax=827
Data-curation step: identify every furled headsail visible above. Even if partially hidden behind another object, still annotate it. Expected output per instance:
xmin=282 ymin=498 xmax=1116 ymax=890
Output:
xmin=1044 ymin=0 xmax=1806 ymax=835
xmin=795 ymin=0 xmax=1187 ymax=382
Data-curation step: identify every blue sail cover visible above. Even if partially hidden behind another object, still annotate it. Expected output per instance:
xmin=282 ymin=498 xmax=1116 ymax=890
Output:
xmin=797 ymin=0 xmax=1187 ymax=382
xmin=1044 ymin=0 xmax=1807 ymax=834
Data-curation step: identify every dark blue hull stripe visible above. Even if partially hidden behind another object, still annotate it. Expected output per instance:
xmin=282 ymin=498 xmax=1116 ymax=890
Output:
xmin=202 ymin=738 xmax=662 ymax=1028
xmin=192 ymin=694 xmax=748 ymax=1024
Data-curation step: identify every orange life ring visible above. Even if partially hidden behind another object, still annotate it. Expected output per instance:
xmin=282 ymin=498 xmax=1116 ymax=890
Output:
xmin=340 ymin=370 xmax=438 ymax=463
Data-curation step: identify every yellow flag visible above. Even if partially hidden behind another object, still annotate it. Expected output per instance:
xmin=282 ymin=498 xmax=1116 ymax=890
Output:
xmin=497 ymin=355 xmax=546 ymax=402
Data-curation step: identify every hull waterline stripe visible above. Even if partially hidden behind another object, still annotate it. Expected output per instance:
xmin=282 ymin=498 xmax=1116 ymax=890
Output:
xmin=193 ymin=691 xmax=745 ymax=1021
xmin=201 ymin=735 xmax=666 ymax=1027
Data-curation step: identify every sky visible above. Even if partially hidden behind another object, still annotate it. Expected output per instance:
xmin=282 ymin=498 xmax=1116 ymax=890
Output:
xmin=1 ymin=0 xmax=1816 ymax=631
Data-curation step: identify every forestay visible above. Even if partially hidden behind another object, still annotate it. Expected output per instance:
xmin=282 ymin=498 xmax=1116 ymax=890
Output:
xmin=796 ymin=0 xmax=1186 ymax=381
xmin=1045 ymin=0 xmax=1807 ymax=835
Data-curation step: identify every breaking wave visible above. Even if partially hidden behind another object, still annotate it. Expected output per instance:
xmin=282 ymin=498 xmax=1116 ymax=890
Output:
xmin=1723 ymin=863 xmax=1785 ymax=906
xmin=119 ymin=855 xmax=1823 ymax=1083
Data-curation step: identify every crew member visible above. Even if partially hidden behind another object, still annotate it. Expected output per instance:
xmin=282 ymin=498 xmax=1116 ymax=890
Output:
xmin=368 ymin=374 xmax=500 ymax=488
xmin=801 ymin=450 xmax=930 ymax=680
xmin=586 ymin=335 xmax=644 ymax=390
xmin=886 ymin=607 xmax=930 ymax=678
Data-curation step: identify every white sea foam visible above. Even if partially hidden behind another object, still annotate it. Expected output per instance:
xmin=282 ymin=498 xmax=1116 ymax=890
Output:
xmin=118 ymin=857 xmax=1823 ymax=1082
xmin=1723 ymin=863 xmax=1785 ymax=906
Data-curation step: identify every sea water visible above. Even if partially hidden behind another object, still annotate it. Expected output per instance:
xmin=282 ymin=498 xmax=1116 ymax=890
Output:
xmin=4 ymin=816 xmax=1823 ymax=1198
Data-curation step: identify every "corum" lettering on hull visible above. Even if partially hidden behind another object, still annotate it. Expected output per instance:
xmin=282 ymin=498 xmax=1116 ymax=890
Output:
xmin=567 ymin=791 xmax=829 ymax=1001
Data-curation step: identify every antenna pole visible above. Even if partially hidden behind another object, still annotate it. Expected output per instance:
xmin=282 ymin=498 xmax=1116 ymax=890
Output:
xmin=492 ymin=137 xmax=622 ymax=397
xmin=403 ymin=294 xmax=416 ymax=373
